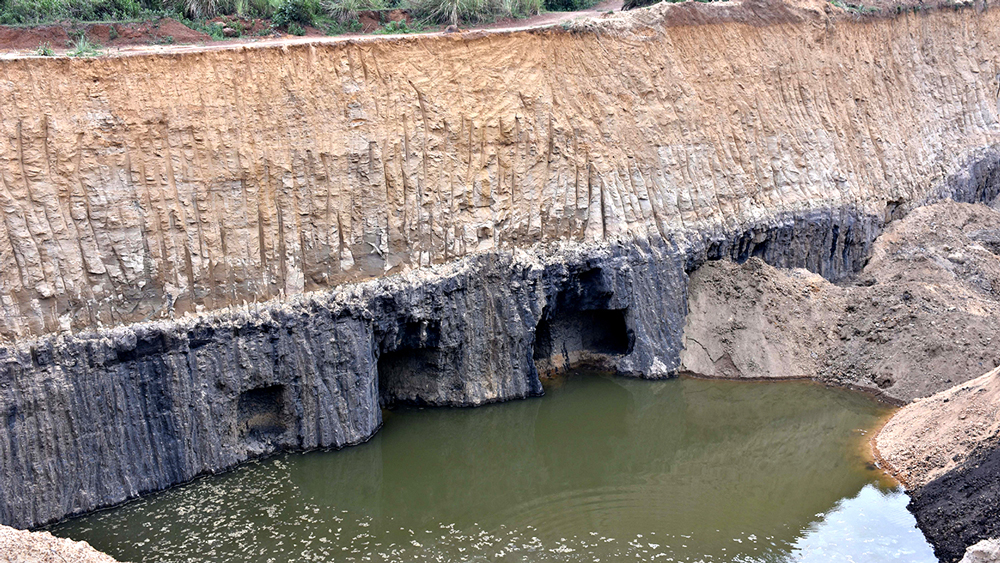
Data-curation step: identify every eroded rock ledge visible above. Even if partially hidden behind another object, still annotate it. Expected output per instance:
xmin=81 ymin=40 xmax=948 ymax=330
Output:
xmin=0 ymin=200 xmax=885 ymax=529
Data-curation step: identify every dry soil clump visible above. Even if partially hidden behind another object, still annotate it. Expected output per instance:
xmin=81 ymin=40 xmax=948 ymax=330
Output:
xmin=0 ymin=525 xmax=121 ymax=563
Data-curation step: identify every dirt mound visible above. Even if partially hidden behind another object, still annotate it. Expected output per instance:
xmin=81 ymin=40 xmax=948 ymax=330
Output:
xmin=681 ymin=201 xmax=1000 ymax=402
xmin=876 ymin=366 xmax=1000 ymax=488
xmin=0 ymin=524 xmax=120 ymax=562
xmin=0 ymin=25 xmax=69 ymax=51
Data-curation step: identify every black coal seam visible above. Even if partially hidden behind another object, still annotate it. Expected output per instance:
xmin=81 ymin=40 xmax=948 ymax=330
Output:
xmin=908 ymin=444 xmax=1000 ymax=562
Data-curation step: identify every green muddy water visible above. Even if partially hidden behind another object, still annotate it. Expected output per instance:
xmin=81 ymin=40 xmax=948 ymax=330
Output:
xmin=51 ymin=373 xmax=935 ymax=562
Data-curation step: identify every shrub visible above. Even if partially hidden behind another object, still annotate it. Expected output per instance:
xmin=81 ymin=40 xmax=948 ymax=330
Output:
xmin=406 ymin=0 xmax=536 ymax=26
xmin=502 ymin=0 xmax=539 ymax=16
xmin=68 ymin=34 xmax=101 ymax=55
xmin=271 ymin=0 xmax=318 ymax=26
xmin=320 ymin=0 xmax=382 ymax=23
xmin=34 ymin=41 xmax=55 ymax=55
xmin=247 ymin=0 xmax=280 ymax=16
xmin=286 ymin=20 xmax=303 ymax=32
xmin=543 ymin=0 xmax=594 ymax=11
xmin=0 ymin=0 xmax=145 ymax=24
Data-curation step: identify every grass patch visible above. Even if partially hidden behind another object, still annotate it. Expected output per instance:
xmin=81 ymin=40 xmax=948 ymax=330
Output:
xmin=34 ymin=40 xmax=54 ymax=54
xmin=406 ymin=0 xmax=539 ymax=26
xmin=829 ymin=0 xmax=880 ymax=12
xmin=68 ymin=34 xmax=102 ymax=55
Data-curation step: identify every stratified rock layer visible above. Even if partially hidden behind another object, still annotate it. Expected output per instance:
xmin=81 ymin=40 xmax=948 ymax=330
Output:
xmin=0 ymin=0 xmax=997 ymax=340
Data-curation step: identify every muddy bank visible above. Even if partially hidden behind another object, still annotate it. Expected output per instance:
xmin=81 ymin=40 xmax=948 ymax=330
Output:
xmin=877 ymin=368 xmax=1000 ymax=562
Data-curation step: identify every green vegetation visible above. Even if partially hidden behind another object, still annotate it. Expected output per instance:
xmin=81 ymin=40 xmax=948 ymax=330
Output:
xmin=406 ymin=0 xmax=540 ymax=26
xmin=0 ymin=0 xmax=565 ymax=40
xmin=543 ymin=0 xmax=595 ymax=13
xmin=33 ymin=40 xmax=54 ymax=54
xmin=67 ymin=33 xmax=101 ymax=54
xmin=829 ymin=0 xmax=880 ymax=13
xmin=0 ymin=0 xmax=149 ymax=24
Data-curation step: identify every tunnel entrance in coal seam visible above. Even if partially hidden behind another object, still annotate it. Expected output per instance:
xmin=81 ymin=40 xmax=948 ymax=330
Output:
xmin=377 ymin=319 xmax=451 ymax=407
xmin=237 ymin=385 xmax=289 ymax=440
xmin=533 ymin=268 xmax=634 ymax=375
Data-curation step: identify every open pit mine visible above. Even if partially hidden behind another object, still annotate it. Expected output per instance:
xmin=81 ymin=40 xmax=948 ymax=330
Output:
xmin=1 ymin=0 xmax=999 ymax=560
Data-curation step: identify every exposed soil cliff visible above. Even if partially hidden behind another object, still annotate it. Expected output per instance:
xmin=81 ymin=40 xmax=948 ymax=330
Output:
xmin=0 ymin=0 xmax=997 ymax=341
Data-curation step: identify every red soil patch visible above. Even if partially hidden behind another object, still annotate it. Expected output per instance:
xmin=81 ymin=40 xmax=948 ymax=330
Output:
xmin=0 ymin=24 xmax=70 ymax=50
xmin=0 ymin=18 xmax=210 ymax=52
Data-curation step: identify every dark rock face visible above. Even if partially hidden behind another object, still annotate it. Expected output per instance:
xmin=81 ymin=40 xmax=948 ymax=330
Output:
xmin=0 ymin=308 xmax=383 ymax=530
xmin=685 ymin=207 xmax=881 ymax=282
xmin=0 ymin=240 xmax=689 ymax=529
xmin=940 ymin=149 xmax=1000 ymax=207
xmin=0 ymin=205 xmax=882 ymax=530
xmin=908 ymin=444 xmax=1000 ymax=562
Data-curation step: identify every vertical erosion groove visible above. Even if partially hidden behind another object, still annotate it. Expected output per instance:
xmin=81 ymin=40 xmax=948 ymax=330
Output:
xmin=0 ymin=6 xmax=997 ymax=338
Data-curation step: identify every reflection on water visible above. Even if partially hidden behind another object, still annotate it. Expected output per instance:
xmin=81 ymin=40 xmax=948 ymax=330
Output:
xmin=50 ymin=373 xmax=935 ymax=562
xmin=790 ymin=484 xmax=933 ymax=562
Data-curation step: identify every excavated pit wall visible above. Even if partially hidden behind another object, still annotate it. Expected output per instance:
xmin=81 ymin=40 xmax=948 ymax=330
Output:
xmin=0 ymin=1 xmax=998 ymax=340
xmin=0 ymin=210 xmax=881 ymax=530
xmin=1 ymin=0 xmax=1000 ymax=532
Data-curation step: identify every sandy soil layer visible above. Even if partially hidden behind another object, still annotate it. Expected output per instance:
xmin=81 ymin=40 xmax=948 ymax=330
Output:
xmin=0 ymin=525 xmax=121 ymax=563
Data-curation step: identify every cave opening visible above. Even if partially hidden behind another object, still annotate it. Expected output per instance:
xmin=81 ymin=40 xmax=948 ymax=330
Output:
xmin=377 ymin=319 xmax=453 ymax=407
xmin=237 ymin=385 xmax=288 ymax=439
xmin=533 ymin=267 xmax=634 ymax=375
